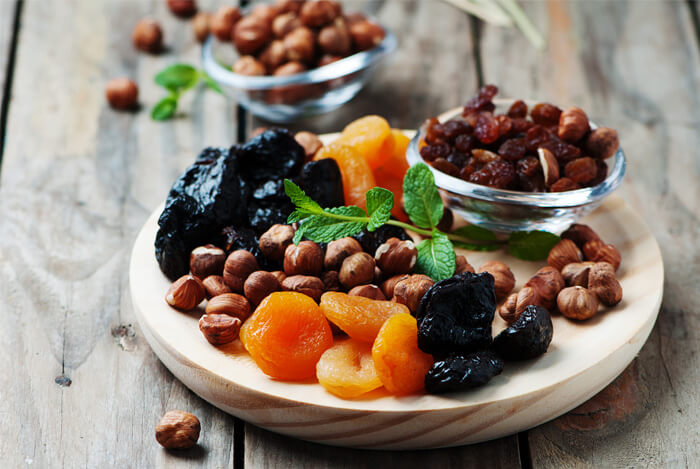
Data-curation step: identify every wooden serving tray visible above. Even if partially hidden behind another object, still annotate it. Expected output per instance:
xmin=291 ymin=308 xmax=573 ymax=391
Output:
xmin=129 ymin=133 xmax=663 ymax=450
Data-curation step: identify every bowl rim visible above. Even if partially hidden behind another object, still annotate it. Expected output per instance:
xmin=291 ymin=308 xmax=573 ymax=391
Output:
xmin=201 ymin=22 xmax=397 ymax=90
xmin=406 ymin=100 xmax=626 ymax=208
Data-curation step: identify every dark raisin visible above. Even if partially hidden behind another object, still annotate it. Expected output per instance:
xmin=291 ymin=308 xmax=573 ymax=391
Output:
xmin=472 ymin=149 xmax=501 ymax=164
xmin=474 ymin=113 xmax=500 ymax=144
xmin=436 ymin=207 xmax=454 ymax=232
xmin=525 ymin=125 xmax=552 ymax=152
xmin=515 ymin=156 xmax=541 ymax=177
xmin=468 ymin=160 xmax=516 ymax=189
xmin=459 ymin=165 xmax=476 ymax=180
xmin=432 ymin=157 xmax=460 ymax=177
xmin=424 ymin=117 xmax=445 ymax=144
xmin=517 ymin=171 xmax=545 ymax=192
xmin=492 ymin=305 xmax=553 ymax=361
xmin=540 ymin=139 xmax=581 ymax=163
xmin=564 ymin=157 xmax=597 ymax=183
xmin=507 ymin=100 xmax=528 ymax=118
xmin=531 ymin=103 xmax=562 ymax=127
xmin=446 ymin=151 xmax=468 ymax=168
xmin=454 ymin=134 xmax=476 ymax=153
xmin=512 ymin=117 xmax=533 ymax=133
xmin=495 ymin=115 xmax=513 ymax=138
xmin=498 ymin=138 xmax=526 ymax=161
xmin=549 ymin=177 xmax=580 ymax=192
xmin=442 ymin=119 xmax=472 ymax=141
xmin=463 ymin=84 xmax=498 ymax=116
xmin=420 ymin=143 xmax=450 ymax=162
xmin=425 ymin=351 xmax=504 ymax=394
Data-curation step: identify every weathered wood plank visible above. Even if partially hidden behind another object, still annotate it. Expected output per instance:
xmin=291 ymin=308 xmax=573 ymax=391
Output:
xmin=0 ymin=0 xmax=237 ymax=466
xmin=480 ymin=1 xmax=700 ymax=467
xmin=0 ymin=0 xmax=17 ymax=112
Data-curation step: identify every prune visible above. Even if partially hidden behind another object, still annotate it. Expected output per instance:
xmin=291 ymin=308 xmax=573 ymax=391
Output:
xmin=432 ymin=157 xmax=460 ymax=177
xmin=442 ymin=119 xmax=472 ymax=141
xmin=474 ymin=113 xmax=500 ymax=144
xmin=425 ymin=351 xmax=504 ymax=394
xmin=463 ymin=84 xmax=498 ymax=115
xmin=564 ymin=157 xmax=597 ymax=183
xmin=155 ymin=147 xmax=248 ymax=280
xmin=531 ymin=103 xmax=562 ymax=127
xmin=415 ymin=272 xmax=496 ymax=355
xmin=492 ymin=305 xmax=553 ymax=360
xmin=525 ymin=125 xmax=552 ymax=152
xmin=420 ymin=143 xmax=450 ymax=162
xmin=446 ymin=151 xmax=468 ymax=168
xmin=296 ymin=159 xmax=345 ymax=208
xmin=468 ymin=160 xmax=515 ymax=189
xmin=515 ymin=156 xmax=541 ymax=177
xmin=354 ymin=224 xmax=410 ymax=255
xmin=216 ymin=225 xmax=275 ymax=269
xmin=507 ymin=100 xmax=528 ymax=118
xmin=247 ymin=179 xmax=294 ymax=234
xmin=498 ymin=138 xmax=526 ymax=161
xmin=495 ymin=115 xmax=513 ymax=138
xmin=424 ymin=117 xmax=445 ymax=143
xmin=454 ymin=134 xmax=475 ymax=153
xmin=235 ymin=128 xmax=305 ymax=184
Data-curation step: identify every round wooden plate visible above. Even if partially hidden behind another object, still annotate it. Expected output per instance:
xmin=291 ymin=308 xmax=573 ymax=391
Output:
xmin=129 ymin=132 xmax=663 ymax=450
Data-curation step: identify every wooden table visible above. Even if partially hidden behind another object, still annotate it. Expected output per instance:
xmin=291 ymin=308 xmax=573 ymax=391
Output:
xmin=0 ymin=0 xmax=697 ymax=467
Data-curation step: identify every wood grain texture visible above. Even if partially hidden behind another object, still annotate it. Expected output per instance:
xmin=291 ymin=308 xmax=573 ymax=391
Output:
xmin=0 ymin=0 xmax=17 ymax=110
xmin=0 ymin=0 xmax=237 ymax=467
xmin=480 ymin=1 xmax=700 ymax=467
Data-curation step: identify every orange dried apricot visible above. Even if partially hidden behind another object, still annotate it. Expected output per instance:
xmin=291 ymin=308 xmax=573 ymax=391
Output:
xmin=335 ymin=115 xmax=393 ymax=170
xmin=320 ymin=292 xmax=409 ymax=342
xmin=371 ymin=313 xmax=433 ymax=395
xmin=240 ymin=292 xmax=332 ymax=380
xmin=316 ymin=339 xmax=383 ymax=398
xmin=379 ymin=129 xmax=410 ymax=179
xmin=315 ymin=144 xmax=376 ymax=209
xmin=373 ymin=167 xmax=408 ymax=222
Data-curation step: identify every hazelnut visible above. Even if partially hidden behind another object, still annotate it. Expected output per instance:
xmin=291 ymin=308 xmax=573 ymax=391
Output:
xmin=273 ymin=61 xmax=307 ymax=76
xmin=499 ymin=292 xmax=518 ymax=323
xmin=250 ymin=4 xmax=279 ymax=25
xmin=339 ymin=252 xmax=376 ymax=289
xmin=318 ymin=20 xmax=351 ymax=56
xmin=105 ymin=78 xmax=138 ymax=111
xmin=374 ymin=266 xmax=386 ymax=284
xmin=223 ymin=250 xmax=259 ymax=292
xmin=515 ymin=286 xmax=543 ymax=315
xmin=321 ymin=270 xmax=341 ymax=292
xmin=166 ymin=275 xmax=205 ymax=311
xmin=202 ymin=275 xmax=231 ymax=298
xmin=557 ymin=286 xmax=599 ymax=320
xmin=324 ymin=237 xmax=362 ymax=271
xmin=295 ymin=131 xmax=323 ymax=161
xmin=582 ymin=239 xmax=621 ymax=271
xmin=190 ymin=244 xmax=226 ymax=278
xmin=561 ymin=262 xmax=595 ymax=287
xmin=549 ymin=177 xmax=580 ymax=192
xmin=392 ymin=274 xmax=434 ymax=313
xmin=205 ymin=293 xmax=251 ymax=321
xmin=155 ymin=411 xmax=200 ymax=449
xmin=344 ymin=12 xmax=366 ymax=25
xmin=275 ymin=0 xmax=304 ymax=14
xmin=584 ymin=127 xmax=619 ymax=160
xmin=348 ymin=284 xmax=386 ymax=300
xmin=537 ymin=147 xmax=560 ymax=187
xmin=349 ymin=20 xmax=385 ymax=51
xmin=244 ymin=271 xmax=281 ymax=307
xmin=233 ymin=16 xmax=272 ymax=55
xmin=564 ymin=157 xmax=597 ymax=184
xmin=477 ymin=261 xmax=515 ymax=299
xmin=272 ymin=12 xmax=302 ymax=38
xmin=132 ymin=18 xmax=163 ymax=53
xmin=318 ymin=54 xmax=342 ymax=67
xmin=282 ymin=275 xmax=324 ymax=302
xmin=167 ymin=0 xmax=197 ymax=18
xmin=233 ymin=55 xmax=266 ymax=76
xmin=283 ymin=26 xmax=315 ymax=63
xmin=375 ymin=238 xmax=417 ymax=275
xmin=259 ymin=224 xmax=295 ymax=261
xmin=588 ymin=262 xmax=623 ymax=306
xmin=284 ymin=241 xmax=323 ymax=276
xmin=547 ymin=239 xmax=583 ymax=272
xmin=270 ymin=270 xmax=287 ymax=284
xmin=561 ymin=223 xmax=601 ymax=248
xmin=199 ymin=313 xmax=241 ymax=345
xmin=210 ymin=6 xmax=242 ymax=41
xmin=381 ymin=274 xmax=410 ymax=298
xmin=299 ymin=0 xmax=338 ymax=27
xmin=525 ymin=266 xmax=565 ymax=310
xmin=192 ymin=12 xmax=211 ymax=42
xmin=260 ymin=40 xmax=288 ymax=72
xmin=558 ymin=107 xmax=590 ymax=142
xmin=455 ymin=255 xmax=475 ymax=274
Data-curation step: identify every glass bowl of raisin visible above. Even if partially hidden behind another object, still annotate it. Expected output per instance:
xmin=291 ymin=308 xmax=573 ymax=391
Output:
xmin=406 ymin=85 xmax=626 ymax=233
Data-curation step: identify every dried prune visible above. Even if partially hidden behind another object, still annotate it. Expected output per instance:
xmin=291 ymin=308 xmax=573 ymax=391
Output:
xmin=468 ymin=160 xmax=515 ymax=189
xmin=442 ymin=119 xmax=472 ymax=141
xmin=425 ymin=351 xmax=504 ymax=394
xmin=420 ymin=143 xmax=450 ymax=162
xmin=463 ymin=84 xmax=498 ymax=115
xmin=492 ymin=305 xmax=553 ymax=360
xmin=474 ymin=113 xmax=499 ymax=144
xmin=498 ymin=138 xmax=526 ymax=161
xmin=415 ymin=272 xmax=496 ymax=356
xmin=454 ymin=134 xmax=475 ymax=153
xmin=155 ymin=147 xmax=248 ymax=280
xmin=354 ymin=224 xmax=410 ymax=255
xmin=432 ymin=158 xmax=460 ymax=177
xmin=531 ymin=103 xmax=562 ymax=127
xmin=507 ymin=100 xmax=528 ymax=118
xmin=236 ymin=128 xmax=305 ymax=184
xmin=296 ymin=159 xmax=345 ymax=208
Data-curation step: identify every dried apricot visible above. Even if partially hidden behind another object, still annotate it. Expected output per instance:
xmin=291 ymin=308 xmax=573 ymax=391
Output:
xmin=373 ymin=167 xmax=408 ymax=222
xmin=315 ymin=143 xmax=376 ymax=209
xmin=320 ymin=292 xmax=409 ymax=342
xmin=371 ymin=313 xmax=433 ymax=395
xmin=335 ymin=115 xmax=392 ymax=170
xmin=240 ymin=292 xmax=332 ymax=380
xmin=316 ymin=340 xmax=383 ymax=398
xmin=378 ymin=129 xmax=410 ymax=179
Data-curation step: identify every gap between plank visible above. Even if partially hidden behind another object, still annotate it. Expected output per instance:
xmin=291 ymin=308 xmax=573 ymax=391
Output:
xmin=517 ymin=431 xmax=532 ymax=469
xmin=687 ymin=0 xmax=700 ymax=57
xmin=0 ymin=0 xmax=24 ymax=171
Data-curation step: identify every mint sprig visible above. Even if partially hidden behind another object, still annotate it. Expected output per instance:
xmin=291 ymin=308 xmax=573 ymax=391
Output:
xmin=402 ymin=163 xmax=444 ymax=229
xmin=151 ymin=63 xmax=222 ymax=121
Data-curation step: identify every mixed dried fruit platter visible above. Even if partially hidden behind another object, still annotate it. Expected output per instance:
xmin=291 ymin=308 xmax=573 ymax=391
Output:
xmin=130 ymin=87 xmax=663 ymax=449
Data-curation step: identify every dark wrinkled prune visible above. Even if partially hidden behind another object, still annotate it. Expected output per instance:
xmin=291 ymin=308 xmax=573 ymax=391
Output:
xmin=354 ymin=224 xmax=411 ymax=255
xmin=454 ymin=134 xmax=476 ymax=153
xmin=507 ymin=100 xmax=528 ymax=118
xmin=463 ymin=84 xmax=498 ymax=115
xmin=415 ymin=272 xmax=497 ymax=355
xmin=468 ymin=160 xmax=515 ymax=189
xmin=295 ymin=159 xmax=345 ymax=208
xmin=155 ymin=147 xmax=248 ymax=280
xmin=247 ymin=179 xmax=295 ymax=235
xmin=442 ymin=119 xmax=472 ymax=141
xmin=420 ymin=143 xmax=451 ymax=162
xmin=474 ymin=113 xmax=500 ymax=144
xmin=236 ymin=129 xmax=305 ymax=184
xmin=215 ymin=225 xmax=274 ymax=269
xmin=492 ymin=305 xmax=553 ymax=360
xmin=432 ymin=158 xmax=460 ymax=177
xmin=425 ymin=351 xmax=504 ymax=394
xmin=531 ymin=103 xmax=562 ymax=127
xmin=498 ymin=138 xmax=526 ymax=161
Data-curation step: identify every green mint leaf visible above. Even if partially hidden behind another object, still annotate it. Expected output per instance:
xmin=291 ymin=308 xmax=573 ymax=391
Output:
xmin=451 ymin=225 xmax=498 ymax=242
xmin=155 ymin=64 xmax=200 ymax=92
xmin=415 ymin=231 xmax=456 ymax=281
xmin=508 ymin=230 xmax=561 ymax=261
xmin=151 ymin=96 xmax=178 ymax=121
xmin=284 ymin=179 xmax=323 ymax=216
xmin=452 ymin=241 xmax=501 ymax=252
xmin=287 ymin=210 xmax=304 ymax=224
xmin=201 ymin=72 xmax=223 ymax=94
xmin=403 ymin=163 xmax=444 ymax=229
xmin=294 ymin=206 xmax=368 ymax=244
xmin=365 ymin=187 xmax=394 ymax=231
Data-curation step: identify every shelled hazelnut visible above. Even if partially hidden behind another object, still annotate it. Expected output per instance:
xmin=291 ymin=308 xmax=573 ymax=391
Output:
xmin=392 ymin=274 xmax=434 ymax=313
xmin=276 ymin=0 xmax=304 ymax=14
xmin=166 ymin=275 xmax=205 ymax=311
xmin=546 ymin=239 xmax=582 ymax=272
xmin=318 ymin=19 xmax=351 ymax=56
xmin=561 ymin=262 xmax=594 ymax=287
xmin=260 ymin=40 xmax=288 ymax=72
xmin=348 ymin=284 xmax=386 ymax=300
xmin=455 ymin=255 xmax=475 ymax=274
xmin=515 ymin=286 xmax=542 ymax=315
xmin=270 ymin=270 xmax=287 ymax=285
xmin=210 ymin=6 xmax=242 ymax=41
xmin=321 ymin=270 xmax=341 ymax=292
xmin=498 ymin=292 xmax=518 ymax=323
xmin=558 ymin=107 xmax=590 ymax=143
xmin=223 ymin=250 xmax=259 ymax=292
xmin=167 ymin=0 xmax=198 ymax=18
xmin=205 ymin=293 xmax=251 ymax=321
xmin=588 ymin=262 xmax=623 ymax=306
xmin=582 ymin=239 xmax=621 ymax=271
xmin=284 ymin=241 xmax=323 ymax=276
xmin=259 ymin=224 xmax=295 ymax=261
xmin=233 ymin=16 xmax=272 ymax=55
xmin=477 ymin=261 xmax=515 ymax=299
xmin=251 ymin=4 xmax=280 ymax=25
xmin=244 ymin=271 xmax=281 ymax=307
xmin=375 ymin=238 xmax=417 ymax=275
xmin=192 ymin=12 xmax=211 ymax=42
xmin=272 ymin=12 xmax=302 ymax=38
xmin=584 ymin=128 xmax=619 ymax=160
xmin=557 ymin=286 xmax=599 ymax=320
xmin=132 ymin=18 xmax=163 ymax=53
xmin=190 ymin=244 xmax=226 ymax=279
xmin=339 ymin=252 xmax=375 ymax=289
xmin=155 ymin=411 xmax=200 ymax=449
xmin=561 ymin=223 xmax=600 ymax=248
xmin=299 ymin=0 xmax=338 ymax=27
xmin=199 ymin=314 xmax=242 ymax=345
xmin=524 ymin=266 xmax=564 ymax=310
xmin=233 ymin=55 xmax=267 ymax=76
xmin=324 ymin=237 xmax=362 ymax=271
xmin=381 ymin=274 xmax=410 ymax=299
xmin=283 ymin=27 xmax=316 ymax=63
xmin=105 ymin=78 xmax=138 ymax=111
xmin=349 ymin=20 xmax=385 ymax=50
xmin=202 ymin=275 xmax=231 ymax=298
xmin=282 ymin=275 xmax=324 ymax=301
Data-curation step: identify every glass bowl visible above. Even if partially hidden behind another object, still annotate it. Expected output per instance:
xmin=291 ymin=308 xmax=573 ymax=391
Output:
xmin=406 ymin=100 xmax=626 ymax=234
xmin=201 ymin=24 xmax=397 ymax=123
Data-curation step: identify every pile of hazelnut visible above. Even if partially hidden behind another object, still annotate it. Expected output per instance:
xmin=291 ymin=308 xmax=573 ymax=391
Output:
xmin=498 ymin=223 xmax=623 ymax=323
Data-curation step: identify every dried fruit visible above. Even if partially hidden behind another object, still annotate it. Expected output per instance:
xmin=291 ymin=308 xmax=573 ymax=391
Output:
xmin=315 ymin=144 xmax=376 ymax=209
xmin=588 ymin=262 xmax=623 ymax=306
xmin=507 ymin=100 xmax=528 ymax=118
xmin=425 ymin=351 xmax=504 ymax=394
xmin=546 ymin=239 xmax=583 ymax=271
xmin=132 ymin=18 xmax=163 ymax=53
xmin=531 ymin=103 xmax=562 ymax=127
xmin=339 ymin=252 xmax=376 ymax=289
xmin=155 ymin=411 xmax=200 ymax=449
xmin=205 ymin=293 xmax=251 ymax=321
xmin=202 ymin=275 xmax=231 ymax=298
xmin=477 ymin=261 xmax=515 ymax=299
xmin=549 ymin=177 xmax=580 ymax=192
xmin=557 ymin=286 xmax=598 ymax=320
xmin=244 ymin=271 xmax=281 ymax=307
xmin=334 ymin=115 xmax=393 ymax=170
xmin=392 ymin=274 xmax=434 ymax=313
xmin=105 ymin=78 xmax=138 ymax=110
xmin=317 ymin=340 xmax=383 ymax=398
xmin=492 ymin=305 xmax=553 ymax=361
xmin=320 ymin=292 xmax=408 ymax=342
xmin=190 ymin=244 xmax=226 ymax=279
xmin=374 ymin=238 xmax=417 ymax=275
xmin=281 ymin=275 xmax=325 ymax=302
xmin=468 ymin=160 xmax=515 ymax=189
xmin=166 ymin=275 xmax=206 ymax=311
xmin=199 ymin=314 xmax=242 ymax=345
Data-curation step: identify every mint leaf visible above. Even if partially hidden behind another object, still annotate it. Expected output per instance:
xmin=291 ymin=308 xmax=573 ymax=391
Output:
xmin=508 ymin=230 xmax=560 ymax=261
xmin=365 ymin=187 xmax=393 ymax=231
xmin=452 ymin=241 xmax=501 ymax=252
xmin=403 ymin=163 xmax=444 ymax=229
xmin=284 ymin=179 xmax=323 ymax=216
xmin=451 ymin=225 xmax=498 ymax=242
xmin=155 ymin=64 xmax=200 ymax=92
xmin=151 ymin=96 xmax=178 ymax=121
xmin=294 ymin=206 xmax=367 ymax=244
xmin=201 ymin=72 xmax=223 ymax=94
xmin=415 ymin=231 xmax=456 ymax=281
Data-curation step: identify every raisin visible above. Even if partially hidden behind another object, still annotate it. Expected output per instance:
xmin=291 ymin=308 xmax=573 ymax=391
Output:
xmin=540 ymin=139 xmax=581 ymax=163
xmin=495 ymin=115 xmax=513 ymax=138
xmin=425 ymin=351 xmax=504 ymax=394
xmin=549 ymin=177 xmax=580 ymax=192
xmin=446 ymin=151 xmax=468 ymax=168
xmin=512 ymin=117 xmax=534 ymax=133
xmin=515 ymin=156 xmax=541 ymax=177
xmin=424 ymin=117 xmax=445 ymax=144
xmin=459 ymin=165 xmax=476 ymax=181
xmin=531 ymin=103 xmax=562 ymax=127
xmin=442 ymin=119 xmax=472 ymax=141
xmin=507 ymin=100 xmax=528 ymax=118
xmin=432 ymin=158 xmax=460 ymax=177
xmin=472 ymin=149 xmax=501 ymax=164
xmin=463 ymin=84 xmax=498 ymax=116
xmin=468 ymin=160 xmax=515 ymax=189
xmin=498 ymin=138 xmax=526 ymax=161
xmin=492 ymin=305 xmax=553 ymax=361
xmin=525 ymin=125 xmax=552 ymax=152
xmin=517 ymin=171 xmax=545 ymax=192
xmin=420 ymin=143 xmax=450 ymax=162
xmin=564 ymin=157 xmax=597 ymax=183
xmin=454 ymin=134 xmax=476 ymax=153
xmin=415 ymin=272 xmax=496 ymax=355
xmin=474 ymin=113 xmax=500 ymax=144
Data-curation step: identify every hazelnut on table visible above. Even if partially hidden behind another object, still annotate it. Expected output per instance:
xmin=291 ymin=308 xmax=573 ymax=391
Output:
xmin=392 ymin=274 xmax=434 ymax=313
xmin=259 ymin=224 xmax=295 ymax=261
xmin=546 ymin=239 xmax=583 ymax=272
xmin=132 ymin=18 xmax=163 ymax=53
xmin=375 ymin=238 xmax=417 ymax=275
xmin=588 ymin=262 xmax=623 ymax=306
xmin=324 ymin=237 xmax=362 ymax=271
xmin=455 ymin=255 xmax=475 ymax=274
xmin=192 ymin=12 xmax=212 ymax=43
xmin=557 ymin=286 xmax=599 ymax=320
xmin=499 ymin=292 xmax=519 ymax=323
xmin=223 ymin=250 xmax=259 ymax=292
xmin=381 ymin=274 xmax=410 ymax=298
xmin=244 ymin=271 xmax=281 ymax=307
xmin=190 ymin=244 xmax=226 ymax=279
xmin=284 ymin=241 xmax=323 ymax=276
xmin=282 ymin=275 xmax=324 ymax=302
xmin=525 ymin=266 xmax=565 ymax=310
xmin=582 ymin=239 xmax=621 ymax=271
xmin=155 ymin=411 xmax=200 ymax=449
xmin=167 ymin=0 xmax=198 ymax=18
xmin=348 ymin=284 xmax=386 ymax=301
xmin=202 ymin=275 xmax=231 ymax=298
xmin=105 ymin=78 xmax=138 ymax=111
xmin=477 ymin=261 xmax=515 ymax=299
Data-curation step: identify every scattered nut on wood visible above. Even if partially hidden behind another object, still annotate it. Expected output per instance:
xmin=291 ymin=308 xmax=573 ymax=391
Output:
xmin=155 ymin=410 xmax=201 ymax=449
